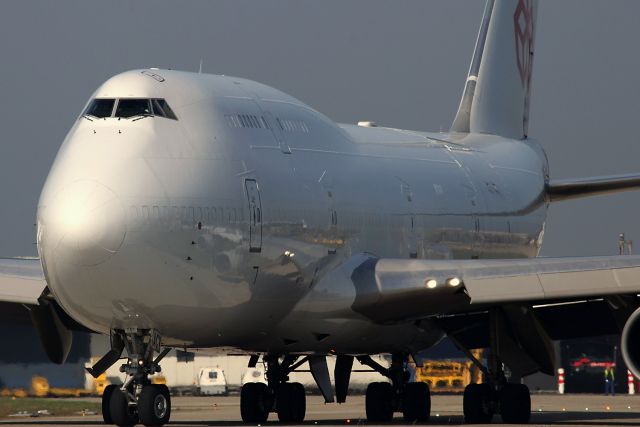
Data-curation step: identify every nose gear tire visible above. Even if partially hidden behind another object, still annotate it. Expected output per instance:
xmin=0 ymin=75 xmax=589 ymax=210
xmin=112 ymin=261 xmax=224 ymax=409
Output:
xmin=102 ymin=384 xmax=118 ymax=424
xmin=109 ymin=388 xmax=138 ymax=427
xmin=138 ymin=384 xmax=171 ymax=427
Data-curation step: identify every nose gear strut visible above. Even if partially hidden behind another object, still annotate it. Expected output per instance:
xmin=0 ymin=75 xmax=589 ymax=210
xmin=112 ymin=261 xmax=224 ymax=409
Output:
xmin=98 ymin=329 xmax=172 ymax=427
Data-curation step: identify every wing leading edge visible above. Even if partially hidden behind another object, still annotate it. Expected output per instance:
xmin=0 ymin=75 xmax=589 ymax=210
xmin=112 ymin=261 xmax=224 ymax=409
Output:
xmin=444 ymin=255 xmax=640 ymax=304
xmin=350 ymin=255 xmax=640 ymax=323
xmin=0 ymin=257 xmax=46 ymax=305
xmin=546 ymin=173 xmax=640 ymax=202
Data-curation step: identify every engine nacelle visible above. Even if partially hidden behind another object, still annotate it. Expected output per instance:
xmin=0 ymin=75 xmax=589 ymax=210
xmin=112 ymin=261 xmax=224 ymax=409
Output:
xmin=622 ymin=306 xmax=640 ymax=379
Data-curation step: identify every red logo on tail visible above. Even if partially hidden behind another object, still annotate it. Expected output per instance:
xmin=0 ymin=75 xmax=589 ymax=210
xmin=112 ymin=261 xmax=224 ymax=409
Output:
xmin=514 ymin=0 xmax=534 ymax=87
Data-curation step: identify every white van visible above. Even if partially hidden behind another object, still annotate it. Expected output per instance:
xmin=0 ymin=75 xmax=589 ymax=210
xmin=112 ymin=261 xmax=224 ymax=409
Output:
xmin=198 ymin=367 xmax=227 ymax=395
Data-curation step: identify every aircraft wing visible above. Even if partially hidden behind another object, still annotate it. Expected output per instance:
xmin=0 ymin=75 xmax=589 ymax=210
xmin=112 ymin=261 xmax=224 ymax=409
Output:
xmin=432 ymin=256 xmax=640 ymax=305
xmin=351 ymin=255 xmax=640 ymax=324
xmin=546 ymin=173 xmax=640 ymax=202
xmin=350 ymin=255 xmax=640 ymax=376
xmin=0 ymin=257 xmax=77 ymax=364
xmin=0 ymin=258 xmax=46 ymax=305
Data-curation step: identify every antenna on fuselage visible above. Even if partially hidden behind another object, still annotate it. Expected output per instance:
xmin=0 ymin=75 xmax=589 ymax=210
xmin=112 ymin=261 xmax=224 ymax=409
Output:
xmin=198 ymin=58 xmax=203 ymax=74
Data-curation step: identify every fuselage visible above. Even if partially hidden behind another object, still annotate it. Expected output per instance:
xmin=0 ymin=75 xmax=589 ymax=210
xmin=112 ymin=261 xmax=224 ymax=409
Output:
xmin=36 ymin=69 xmax=548 ymax=355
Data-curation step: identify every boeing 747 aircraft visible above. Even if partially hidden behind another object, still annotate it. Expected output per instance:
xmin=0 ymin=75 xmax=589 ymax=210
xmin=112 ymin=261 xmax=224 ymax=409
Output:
xmin=3 ymin=0 xmax=640 ymax=425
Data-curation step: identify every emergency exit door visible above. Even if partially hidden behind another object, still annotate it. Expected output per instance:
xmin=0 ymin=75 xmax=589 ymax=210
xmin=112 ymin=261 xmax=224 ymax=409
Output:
xmin=245 ymin=179 xmax=262 ymax=253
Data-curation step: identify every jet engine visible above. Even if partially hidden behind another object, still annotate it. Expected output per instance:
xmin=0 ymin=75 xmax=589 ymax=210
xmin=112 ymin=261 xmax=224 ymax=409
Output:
xmin=622 ymin=306 xmax=640 ymax=379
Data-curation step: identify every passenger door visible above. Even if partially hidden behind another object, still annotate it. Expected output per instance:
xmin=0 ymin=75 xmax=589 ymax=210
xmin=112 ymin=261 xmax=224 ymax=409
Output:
xmin=264 ymin=111 xmax=291 ymax=154
xmin=400 ymin=180 xmax=418 ymax=258
xmin=245 ymin=179 xmax=262 ymax=253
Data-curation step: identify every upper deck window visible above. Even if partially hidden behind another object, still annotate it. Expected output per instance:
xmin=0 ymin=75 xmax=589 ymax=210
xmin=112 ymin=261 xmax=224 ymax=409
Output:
xmin=84 ymin=99 xmax=115 ymax=118
xmin=115 ymin=99 xmax=151 ymax=118
xmin=224 ymin=114 xmax=265 ymax=129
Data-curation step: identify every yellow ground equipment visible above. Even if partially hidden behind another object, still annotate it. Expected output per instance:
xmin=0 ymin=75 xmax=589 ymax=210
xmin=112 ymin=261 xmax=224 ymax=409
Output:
xmin=28 ymin=375 xmax=91 ymax=397
xmin=151 ymin=375 xmax=167 ymax=385
xmin=0 ymin=388 xmax=27 ymax=398
xmin=413 ymin=350 xmax=483 ymax=393
xmin=30 ymin=376 xmax=49 ymax=397
xmin=92 ymin=373 xmax=110 ymax=396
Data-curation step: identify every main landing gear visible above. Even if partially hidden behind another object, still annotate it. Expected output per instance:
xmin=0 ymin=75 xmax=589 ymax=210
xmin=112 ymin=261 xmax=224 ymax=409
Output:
xmin=240 ymin=354 xmax=307 ymax=423
xmin=463 ymin=377 xmax=530 ymax=423
xmin=460 ymin=309 xmax=532 ymax=424
xmin=358 ymin=354 xmax=431 ymax=423
xmin=92 ymin=329 xmax=172 ymax=427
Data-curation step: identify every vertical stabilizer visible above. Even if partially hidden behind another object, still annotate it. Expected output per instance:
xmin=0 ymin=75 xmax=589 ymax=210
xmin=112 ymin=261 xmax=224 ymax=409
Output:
xmin=451 ymin=0 xmax=495 ymax=134
xmin=451 ymin=0 xmax=537 ymax=140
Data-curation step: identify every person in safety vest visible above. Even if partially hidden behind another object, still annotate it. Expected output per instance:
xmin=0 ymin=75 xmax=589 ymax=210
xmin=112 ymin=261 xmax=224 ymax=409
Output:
xmin=604 ymin=366 xmax=615 ymax=395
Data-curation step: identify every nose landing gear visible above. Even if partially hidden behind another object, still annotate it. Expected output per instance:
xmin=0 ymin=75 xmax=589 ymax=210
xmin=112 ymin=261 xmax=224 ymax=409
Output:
xmin=97 ymin=329 xmax=172 ymax=427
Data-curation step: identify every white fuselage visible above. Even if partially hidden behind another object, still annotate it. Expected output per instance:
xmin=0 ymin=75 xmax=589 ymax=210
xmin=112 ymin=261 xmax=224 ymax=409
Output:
xmin=36 ymin=70 xmax=548 ymax=355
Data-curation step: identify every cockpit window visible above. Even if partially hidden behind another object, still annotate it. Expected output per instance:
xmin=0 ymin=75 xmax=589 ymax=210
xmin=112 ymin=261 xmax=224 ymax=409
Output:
xmin=151 ymin=99 xmax=178 ymax=120
xmin=84 ymin=98 xmax=115 ymax=118
xmin=83 ymin=98 xmax=178 ymax=120
xmin=115 ymin=99 xmax=151 ymax=118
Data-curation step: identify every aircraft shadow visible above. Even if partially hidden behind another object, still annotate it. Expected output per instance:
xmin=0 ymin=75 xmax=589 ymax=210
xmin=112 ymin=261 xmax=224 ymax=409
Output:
xmin=3 ymin=411 xmax=640 ymax=426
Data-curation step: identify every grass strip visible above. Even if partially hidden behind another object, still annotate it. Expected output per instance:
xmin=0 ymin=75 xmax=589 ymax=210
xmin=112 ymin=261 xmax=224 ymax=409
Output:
xmin=0 ymin=397 xmax=100 ymax=419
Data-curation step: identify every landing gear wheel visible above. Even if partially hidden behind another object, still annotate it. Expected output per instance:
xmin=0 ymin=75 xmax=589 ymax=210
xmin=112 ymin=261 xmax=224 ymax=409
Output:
xmin=241 ymin=382 xmax=271 ymax=423
xmin=276 ymin=382 xmax=306 ymax=423
xmin=464 ymin=383 xmax=493 ymax=424
xmin=109 ymin=387 xmax=138 ymax=427
xmin=102 ymin=384 xmax=118 ymax=424
xmin=500 ymin=383 xmax=531 ymax=424
xmin=138 ymin=384 xmax=171 ymax=426
xmin=366 ymin=382 xmax=394 ymax=422
xmin=403 ymin=382 xmax=431 ymax=422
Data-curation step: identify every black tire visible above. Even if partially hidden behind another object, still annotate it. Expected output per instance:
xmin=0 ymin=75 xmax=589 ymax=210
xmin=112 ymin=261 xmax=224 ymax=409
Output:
xmin=240 ymin=382 xmax=270 ymax=423
xmin=102 ymin=384 xmax=118 ymax=424
xmin=365 ymin=382 xmax=394 ymax=422
xmin=109 ymin=387 xmax=138 ymax=427
xmin=463 ymin=383 xmax=493 ymax=424
xmin=276 ymin=382 xmax=306 ymax=423
xmin=402 ymin=382 xmax=431 ymax=422
xmin=138 ymin=384 xmax=171 ymax=427
xmin=500 ymin=383 xmax=531 ymax=424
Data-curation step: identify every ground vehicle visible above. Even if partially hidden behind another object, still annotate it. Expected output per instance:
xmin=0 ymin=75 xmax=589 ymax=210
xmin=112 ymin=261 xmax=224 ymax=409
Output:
xmin=198 ymin=368 xmax=228 ymax=396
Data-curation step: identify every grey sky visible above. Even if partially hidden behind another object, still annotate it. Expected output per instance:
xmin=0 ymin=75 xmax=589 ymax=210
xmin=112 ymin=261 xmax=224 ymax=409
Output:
xmin=1 ymin=0 xmax=639 ymax=257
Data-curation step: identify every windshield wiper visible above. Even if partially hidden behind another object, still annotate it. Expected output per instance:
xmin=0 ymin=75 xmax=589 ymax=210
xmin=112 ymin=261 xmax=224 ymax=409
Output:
xmin=131 ymin=114 xmax=153 ymax=122
xmin=81 ymin=114 xmax=94 ymax=122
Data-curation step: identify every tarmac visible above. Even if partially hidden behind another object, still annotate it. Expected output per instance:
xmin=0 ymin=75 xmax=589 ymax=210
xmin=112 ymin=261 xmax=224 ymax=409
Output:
xmin=1 ymin=393 xmax=640 ymax=426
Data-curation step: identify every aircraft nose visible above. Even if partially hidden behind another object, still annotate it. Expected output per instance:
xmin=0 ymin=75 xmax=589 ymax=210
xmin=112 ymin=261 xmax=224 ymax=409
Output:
xmin=40 ymin=180 xmax=126 ymax=266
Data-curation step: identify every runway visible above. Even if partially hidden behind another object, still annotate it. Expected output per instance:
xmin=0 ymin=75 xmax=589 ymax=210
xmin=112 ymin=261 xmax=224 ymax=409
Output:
xmin=1 ymin=394 xmax=639 ymax=426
